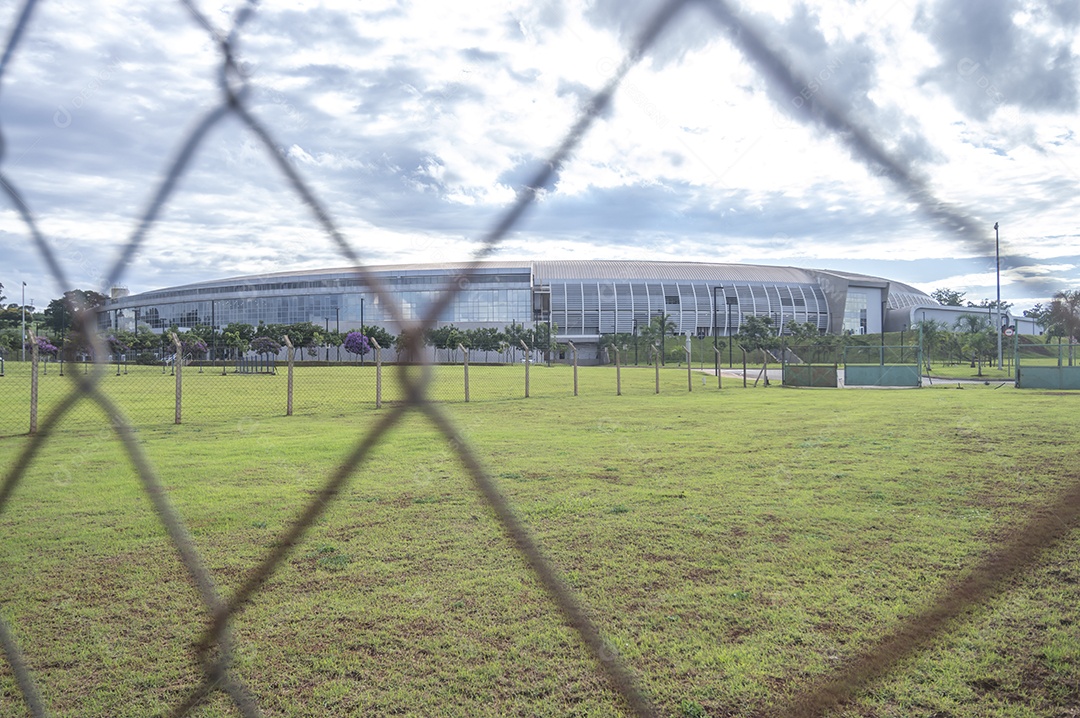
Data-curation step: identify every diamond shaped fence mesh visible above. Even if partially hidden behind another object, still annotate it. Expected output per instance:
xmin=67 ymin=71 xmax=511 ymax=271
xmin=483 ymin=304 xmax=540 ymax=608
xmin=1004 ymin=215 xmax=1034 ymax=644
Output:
xmin=2 ymin=1 xmax=1079 ymax=717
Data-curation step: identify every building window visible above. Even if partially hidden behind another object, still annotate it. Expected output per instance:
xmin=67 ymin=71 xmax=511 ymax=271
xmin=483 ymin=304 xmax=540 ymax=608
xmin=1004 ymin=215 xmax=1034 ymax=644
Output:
xmin=843 ymin=292 xmax=868 ymax=334
xmin=665 ymin=295 xmax=679 ymax=305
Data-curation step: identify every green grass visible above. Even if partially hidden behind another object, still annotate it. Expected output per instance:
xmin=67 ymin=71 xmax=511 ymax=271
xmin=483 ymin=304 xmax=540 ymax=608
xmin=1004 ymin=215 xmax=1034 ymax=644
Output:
xmin=1 ymin=367 xmax=1079 ymax=717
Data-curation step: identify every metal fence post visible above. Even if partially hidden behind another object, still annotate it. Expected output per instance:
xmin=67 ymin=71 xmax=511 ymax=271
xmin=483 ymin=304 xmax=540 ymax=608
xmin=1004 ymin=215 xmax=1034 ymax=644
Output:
xmin=171 ymin=332 xmax=183 ymax=424
xmin=568 ymin=341 xmax=578 ymax=396
xmin=520 ymin=339 xmax=530 ymax=398
xmin=743 ymin=348 xmax=748 ymax=388
xmin=28 ymin=328 xmax=38 ymax=435
xmin=685 ymin=346 xmax=692 ymax=392
xmin=615 ymin=347 xmax=621 ymax=396
xmin=283 ymin=334 xmax=294 ymax=416
xmin=371 ymin=337 xmax=382 ymax=409
xmin=459 ymin=342 xmax=469 ymax=402
xmin=714 ymin=346 xmax=722 ymax=389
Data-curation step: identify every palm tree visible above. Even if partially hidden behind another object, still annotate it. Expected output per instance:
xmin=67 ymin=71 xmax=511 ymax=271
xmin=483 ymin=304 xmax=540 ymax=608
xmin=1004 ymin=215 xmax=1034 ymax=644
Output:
xmin=954 ymin=314 xmax=992 ymax=375
xmin=648 ymin=313 xmax=673 ymax=367
xmin=641 ymin=313 xmax=677 ymax=365
xmin=912 ymin=319 xmax=947 ymax=371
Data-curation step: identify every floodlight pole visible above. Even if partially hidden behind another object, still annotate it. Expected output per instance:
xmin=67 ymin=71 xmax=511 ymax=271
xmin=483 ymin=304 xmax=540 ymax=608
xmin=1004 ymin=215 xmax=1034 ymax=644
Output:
xmin=21 ymin=282 xmax=26 ymax=361
xmin=995 ymin=222 xmax=1003 ymax=370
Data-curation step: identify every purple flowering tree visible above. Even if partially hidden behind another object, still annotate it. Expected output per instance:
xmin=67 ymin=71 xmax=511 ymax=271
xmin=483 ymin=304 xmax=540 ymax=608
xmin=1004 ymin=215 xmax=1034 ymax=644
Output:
xmin=343 ymin=331 xmax=370 ymax=359
xmin=180 ymin=337 xmax=208 ymax=358
xmin=106 ymin=334 xmax=128 ymax=356
xmin=28 ymin=337 xmax=59 ymax=357
xmin=250 ymin=336 xmax=281 ymax=356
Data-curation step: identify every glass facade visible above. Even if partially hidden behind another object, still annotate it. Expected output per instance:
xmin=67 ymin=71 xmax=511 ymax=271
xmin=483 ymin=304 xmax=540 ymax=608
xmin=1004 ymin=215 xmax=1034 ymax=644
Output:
xmin=550 ymin=280 xmax=829 ymax=336
xmin=100 ymin=262 xmax=930 ymax=342
xmin=843 ymin=291 xmax=868 ymax=334
xmin=103 ymin=269 xmax=532 ymax=332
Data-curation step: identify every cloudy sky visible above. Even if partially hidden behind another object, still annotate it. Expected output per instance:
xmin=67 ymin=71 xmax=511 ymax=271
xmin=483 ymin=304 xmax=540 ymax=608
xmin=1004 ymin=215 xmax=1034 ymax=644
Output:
xmin=1 ymin=0 xmax=1078 ymax=312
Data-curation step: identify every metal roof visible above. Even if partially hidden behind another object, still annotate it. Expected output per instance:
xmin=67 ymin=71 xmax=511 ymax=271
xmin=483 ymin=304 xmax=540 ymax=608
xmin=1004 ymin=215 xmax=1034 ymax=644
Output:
xmin=532 ymin=260 xmax=817 ymax=284
xmin=118 ymin=259 xmax=929 ymax=298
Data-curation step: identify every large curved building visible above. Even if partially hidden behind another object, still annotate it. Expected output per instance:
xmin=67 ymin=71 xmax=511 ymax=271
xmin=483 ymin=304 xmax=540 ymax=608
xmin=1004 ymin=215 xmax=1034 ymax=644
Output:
xmin=101 ymin=260 xmax=932 ymax=360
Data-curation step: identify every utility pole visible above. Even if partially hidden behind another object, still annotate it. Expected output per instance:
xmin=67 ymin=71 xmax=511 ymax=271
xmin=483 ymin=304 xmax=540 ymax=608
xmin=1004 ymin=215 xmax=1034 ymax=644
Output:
xmin=995 ymin=222 xmax=1003 ymax=370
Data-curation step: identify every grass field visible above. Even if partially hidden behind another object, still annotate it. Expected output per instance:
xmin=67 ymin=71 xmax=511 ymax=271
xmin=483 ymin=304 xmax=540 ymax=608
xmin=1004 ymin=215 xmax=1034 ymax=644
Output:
xmin=1 ymin=366 xmax=1079 ymax=717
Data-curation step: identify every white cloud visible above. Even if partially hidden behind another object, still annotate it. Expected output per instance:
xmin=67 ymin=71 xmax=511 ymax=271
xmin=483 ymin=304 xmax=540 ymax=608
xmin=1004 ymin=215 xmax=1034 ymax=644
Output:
xmin=1 ymin=0 xmax=1078 ymax=312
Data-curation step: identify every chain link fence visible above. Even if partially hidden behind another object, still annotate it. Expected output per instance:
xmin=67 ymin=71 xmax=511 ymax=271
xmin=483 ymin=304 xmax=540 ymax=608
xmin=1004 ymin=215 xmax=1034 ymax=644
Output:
xmin=3 ymin=1 xmax=1080 ymax=717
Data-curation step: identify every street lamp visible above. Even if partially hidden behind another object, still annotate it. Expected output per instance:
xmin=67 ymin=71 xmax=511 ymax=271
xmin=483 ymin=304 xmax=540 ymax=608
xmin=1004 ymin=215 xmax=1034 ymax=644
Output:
xmin=712 ymin=285 xmax=722 ymax=353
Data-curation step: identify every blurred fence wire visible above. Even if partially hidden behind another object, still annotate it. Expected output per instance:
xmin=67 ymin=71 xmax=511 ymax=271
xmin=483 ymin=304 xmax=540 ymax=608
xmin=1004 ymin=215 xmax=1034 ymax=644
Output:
xmin=0 ymin=357 xmax=584 ymax=437
xmin=2 ymin=0 xmax=1079 ymax=717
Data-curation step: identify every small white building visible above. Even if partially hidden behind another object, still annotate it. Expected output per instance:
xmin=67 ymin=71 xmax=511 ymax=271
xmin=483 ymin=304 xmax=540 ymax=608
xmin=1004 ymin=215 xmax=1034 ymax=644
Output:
xmin=890 ymin=304 xmax=1038 ymax=334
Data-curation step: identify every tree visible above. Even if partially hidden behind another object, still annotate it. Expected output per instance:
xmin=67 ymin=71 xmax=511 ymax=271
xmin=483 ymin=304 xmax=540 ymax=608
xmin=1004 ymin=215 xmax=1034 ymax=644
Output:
xmin=250 ymin=336 xmax=281 ymax=356
xmin=187 ymin=324 xmax=216 ymax=345
xmin=1047 ymin=289 xmax=1080 ymax=341
xmin=258 ymin=322 xmax=323 ymax=357
xmin=640 ymin=313 xmax=676 ymax=364
xmin=27 ymin=336 xmax=59 ymax=357
xmin=1024 ymin=303 xmax=1051 ymax=329
xmin=463 ymin=327 xmax=504 ymax=353
xmin=177 ymin=332 xmax=208 ymax=359
xmin=1047 ymin=289 xmax=1080 ymax=364
xmin=223 ymin=322 xmax=256 ymax=343
xmin=222 ymin=327 xmax=251 ymax=360
xmin=931 ymin=288 xmax=966 ymax=306
xmin=783 ymin=320 xmax=820 ymax=345
xmin=735 ymin=315 xmax=777 ymax=353
xmin=361 ymin=324 xmax=394 ymax=350
xmin=0 ymin=327 xmax=21 ymax=357
xmin=596 ymin=332 xmax=635 ymax=364
xmin=425 ymin=324 xmax=463 ymax=361
xmin=532 ymin=321 xmax=560 ymax=359
xmin=967 ymin=298 xmax=1013 ymax=315
xmin=912 ymin=319 xmax=948 ymax=370
xmin=261 ymin=322 xmax=322 ymax=350
xmin=502 ymin=322 xmax=529 ymax=360
xmin=954 ymin=314 xmax=993 ymax=375
xmin=42 ymin=289 xmax=108 ymax=342
xmin=217 ymin=323 xmax=254 ymax=360
xmin=343 ymin=331 xmax=371 ymax=359
xmin=124 ymin=326 xmax=161 ymax=364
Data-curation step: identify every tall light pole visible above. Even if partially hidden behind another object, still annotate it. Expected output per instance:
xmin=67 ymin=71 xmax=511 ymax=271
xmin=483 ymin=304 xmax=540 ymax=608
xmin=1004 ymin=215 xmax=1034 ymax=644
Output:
xmin=20 ymin=281 xmax=26 ymax=361
xmin=995 ymin=222 xmax=1003 ymax=370
xmin=726 ymin=294 xmax=735 ymax=368
xmin=712 ymin=285 xmax=722 ymax=353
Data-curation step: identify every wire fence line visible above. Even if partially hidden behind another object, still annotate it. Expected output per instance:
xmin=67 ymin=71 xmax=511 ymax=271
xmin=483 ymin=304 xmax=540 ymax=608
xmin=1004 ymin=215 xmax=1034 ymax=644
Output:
xmin=0 ymin=1 xmax=1078 ymax=717
xmin=2 ymin=356 xmax=720 ymax=438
